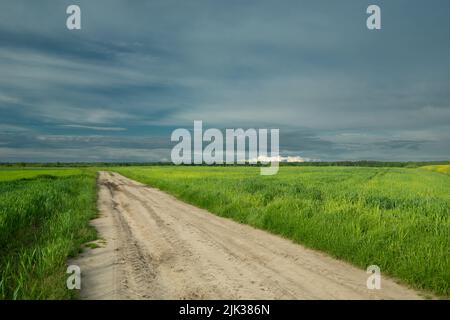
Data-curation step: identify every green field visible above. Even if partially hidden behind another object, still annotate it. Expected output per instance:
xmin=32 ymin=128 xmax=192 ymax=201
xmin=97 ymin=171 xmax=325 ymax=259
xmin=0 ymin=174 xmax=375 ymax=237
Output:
xmin=112 ymin=165 xmax=450 ymax=297
xmin=0 ymin=168 xmax=86 ymax=182
xmin=0 ymin=165 xmax=449 ymax=299
xmin=0 ymin=169 xmax=97 ymax=299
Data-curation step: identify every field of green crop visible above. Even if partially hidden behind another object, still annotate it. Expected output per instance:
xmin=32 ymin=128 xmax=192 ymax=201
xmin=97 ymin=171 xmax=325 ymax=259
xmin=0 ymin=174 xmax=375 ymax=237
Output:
xmin=112 ymin=165 xmax=450 ymax=297
xmin=0 ymin=169 xmax=97 ymax=299
xmin=1 ymin=165 xmax=448 ymax=299
xmin=0 ymin=168 xmax=85 ymax=182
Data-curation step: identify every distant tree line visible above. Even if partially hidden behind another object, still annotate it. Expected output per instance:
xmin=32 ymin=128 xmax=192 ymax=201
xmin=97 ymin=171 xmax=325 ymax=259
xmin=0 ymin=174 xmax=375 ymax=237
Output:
xmin=1 ymin=160 xmax=449 ymax=168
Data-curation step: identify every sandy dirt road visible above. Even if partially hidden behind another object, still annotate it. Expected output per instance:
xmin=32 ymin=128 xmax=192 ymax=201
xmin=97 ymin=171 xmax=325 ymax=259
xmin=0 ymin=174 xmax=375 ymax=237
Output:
xmin=72 ymin=171 xmax=422 ymax=299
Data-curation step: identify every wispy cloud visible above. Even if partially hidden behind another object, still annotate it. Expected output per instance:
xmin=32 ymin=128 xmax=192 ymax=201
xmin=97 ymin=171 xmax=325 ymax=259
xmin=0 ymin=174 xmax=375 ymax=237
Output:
xmin=60 ymin=124 xmax=127 ymax=131
xmin=0 ymin=94 xmax=20 ymax=104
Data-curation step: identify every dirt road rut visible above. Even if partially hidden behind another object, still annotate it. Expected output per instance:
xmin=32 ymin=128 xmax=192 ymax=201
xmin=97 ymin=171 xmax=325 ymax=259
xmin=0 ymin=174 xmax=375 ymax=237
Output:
xmin=73 ymin=171 xmax=422 ymax=299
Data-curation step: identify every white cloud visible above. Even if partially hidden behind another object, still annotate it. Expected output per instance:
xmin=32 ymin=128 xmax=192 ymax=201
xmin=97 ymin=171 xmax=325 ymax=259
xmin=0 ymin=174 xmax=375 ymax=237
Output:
xmin=253 ymin=155 xmax=310 ymax=163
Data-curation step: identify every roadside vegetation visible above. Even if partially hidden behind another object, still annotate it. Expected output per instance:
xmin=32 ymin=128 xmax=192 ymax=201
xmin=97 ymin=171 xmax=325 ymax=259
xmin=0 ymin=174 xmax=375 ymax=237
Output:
xmin=113 ymin=165 xmax=450 ymax=297
xmin=0 ymin=169 xmax=97 ymax=299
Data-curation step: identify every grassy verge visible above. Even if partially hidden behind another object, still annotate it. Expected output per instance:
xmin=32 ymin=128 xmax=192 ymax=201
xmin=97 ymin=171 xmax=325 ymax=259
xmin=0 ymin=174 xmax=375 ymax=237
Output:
xmin=112 ymin=166 xmax=450 ymax=297
xmin=0 ymin=170 xmax=97 ymax=299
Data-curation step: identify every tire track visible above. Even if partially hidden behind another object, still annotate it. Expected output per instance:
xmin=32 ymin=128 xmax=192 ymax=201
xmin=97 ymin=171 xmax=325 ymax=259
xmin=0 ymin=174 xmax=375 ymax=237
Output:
xmin=74 ymin=171 xmax=423 ymax=300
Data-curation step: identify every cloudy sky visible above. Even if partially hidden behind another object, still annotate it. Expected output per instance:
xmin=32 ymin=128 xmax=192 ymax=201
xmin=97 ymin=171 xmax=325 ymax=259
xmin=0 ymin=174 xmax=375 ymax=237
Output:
xmin=1 ymin=0 xmax=449 ymax=162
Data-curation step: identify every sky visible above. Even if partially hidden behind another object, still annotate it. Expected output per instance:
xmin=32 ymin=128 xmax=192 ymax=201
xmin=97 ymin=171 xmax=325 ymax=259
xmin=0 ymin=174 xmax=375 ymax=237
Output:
xmin=0 ymin=0 xmax=449 ymax=162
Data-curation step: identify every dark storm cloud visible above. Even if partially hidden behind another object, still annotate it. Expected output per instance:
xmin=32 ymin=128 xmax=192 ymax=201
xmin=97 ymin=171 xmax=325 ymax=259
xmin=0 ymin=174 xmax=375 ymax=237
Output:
xmin=0 ymin=0 xmax=449 ymax=161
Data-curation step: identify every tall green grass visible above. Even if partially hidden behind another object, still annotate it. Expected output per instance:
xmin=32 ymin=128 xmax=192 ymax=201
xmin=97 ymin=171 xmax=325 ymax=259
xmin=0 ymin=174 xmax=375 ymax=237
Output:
xmin=113 ymin=166 xmax=450 ymax=297
xmin=0 ymin=172 xmax=97 ymax=299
